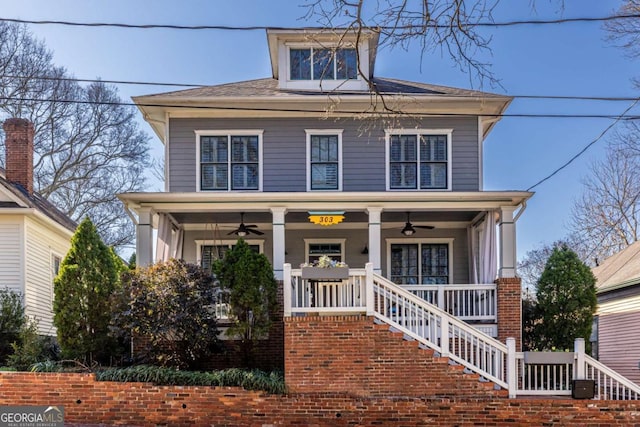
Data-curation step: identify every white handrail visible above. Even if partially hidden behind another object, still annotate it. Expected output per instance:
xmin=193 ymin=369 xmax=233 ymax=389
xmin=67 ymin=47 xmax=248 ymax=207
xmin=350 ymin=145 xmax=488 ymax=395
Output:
xmin=371 ymin=272 xmax=508 ymax=388
xmin=584 ymin=354 xmax=640 ymax=400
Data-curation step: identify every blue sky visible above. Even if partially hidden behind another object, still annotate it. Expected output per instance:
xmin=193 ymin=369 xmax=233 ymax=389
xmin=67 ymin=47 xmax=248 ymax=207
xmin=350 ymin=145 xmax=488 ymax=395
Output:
xmin=1 ymin=0 xmax=637 ymax=261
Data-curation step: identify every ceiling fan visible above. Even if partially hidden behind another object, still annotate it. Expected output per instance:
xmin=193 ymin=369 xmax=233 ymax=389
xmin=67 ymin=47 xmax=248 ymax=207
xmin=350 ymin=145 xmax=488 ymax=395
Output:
xmin=228 ymin=212 xmax=264 ymax=237
xmin=401 ymin=212 xmax=434 ymax=236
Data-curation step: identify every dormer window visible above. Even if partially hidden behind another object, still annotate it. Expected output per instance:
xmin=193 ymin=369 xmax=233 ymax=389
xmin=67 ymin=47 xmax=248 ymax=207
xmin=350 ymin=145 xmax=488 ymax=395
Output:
xmin=290 ymin=48 xmax=358 ymax=81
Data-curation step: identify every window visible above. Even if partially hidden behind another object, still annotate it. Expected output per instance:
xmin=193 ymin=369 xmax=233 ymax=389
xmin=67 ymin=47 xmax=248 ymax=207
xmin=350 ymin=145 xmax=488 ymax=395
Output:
xmin=197 ymin=240 xmax=263 ymax=273
xmin=197 ymin=131 xmax=263 ymax=191
xmin=305 ymin=239 xmax=345 ymax=264
xmin=290 ymin=48 xmax=357 ymax=81
xmin=386 ymin=130 xmax=452 ymax=190
xmin=51 ymin=253 xmax=62 ymax=303
xmin=388 ymin=240 xmax=452 ymax=284
xmin=306 ymin=130 xmax=342 ymax=191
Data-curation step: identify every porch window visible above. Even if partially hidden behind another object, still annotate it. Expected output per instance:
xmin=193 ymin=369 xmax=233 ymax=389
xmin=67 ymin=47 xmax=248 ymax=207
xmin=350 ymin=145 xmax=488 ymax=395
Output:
xmin=305 ymin=239 xmax=345 ymax=264
xmin=197 ymin=131 xmax=262 ymax=191
xmin=306 ymin=130 xmax=342 ymax=190
xmin=390 ymin=243 xmax=449 ymax=284
xmin=200 ymin=243 xmax=261 ymax=273
xmin=290 ymin=48 xmax=357 ymax=81
xmin=386 ymin=130 xmax=452 ymax=190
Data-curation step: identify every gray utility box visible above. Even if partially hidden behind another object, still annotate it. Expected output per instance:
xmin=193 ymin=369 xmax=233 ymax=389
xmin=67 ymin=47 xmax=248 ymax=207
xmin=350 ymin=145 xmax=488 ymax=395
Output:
xmin=572 ymin=379 xmax=596 ymax=399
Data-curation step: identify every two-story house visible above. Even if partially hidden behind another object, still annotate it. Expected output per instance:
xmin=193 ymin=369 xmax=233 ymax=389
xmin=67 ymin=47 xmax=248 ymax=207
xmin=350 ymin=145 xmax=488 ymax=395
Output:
xmin=120 ymin=28 xmax=530 ymax=358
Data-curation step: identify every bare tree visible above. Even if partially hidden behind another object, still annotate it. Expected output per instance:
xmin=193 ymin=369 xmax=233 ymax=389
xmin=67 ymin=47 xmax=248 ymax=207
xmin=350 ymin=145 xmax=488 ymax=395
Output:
xmin=570 ymin=133 xmax=640 ymax=263
xmin=605 ymin=0 xmax=640 ymax=60
xmin=0 ymin=22 xmax=150 ymax=250
xmin=304 ymin=0 xmax=501 ymax=87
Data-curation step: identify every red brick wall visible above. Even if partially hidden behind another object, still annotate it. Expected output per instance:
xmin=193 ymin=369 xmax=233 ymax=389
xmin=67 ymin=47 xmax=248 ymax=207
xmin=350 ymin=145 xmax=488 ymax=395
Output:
xmin=496 ymin=276 xmax=522 ymax=350
xmin=2 ymin=117 xmax=34 ymax=194
xmin=285 ymin=315 xmax=505 ymax=398
xmin=1 ymin=372 xmax=640 ymax=426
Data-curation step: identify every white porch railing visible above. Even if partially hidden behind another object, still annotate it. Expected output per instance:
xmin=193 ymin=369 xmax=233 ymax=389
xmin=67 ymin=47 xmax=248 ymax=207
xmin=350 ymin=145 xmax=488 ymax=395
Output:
xmin=282 ymin=263 xmax=640 ymax=399
xmin=402 ymin=284 xmax=496 ymax=322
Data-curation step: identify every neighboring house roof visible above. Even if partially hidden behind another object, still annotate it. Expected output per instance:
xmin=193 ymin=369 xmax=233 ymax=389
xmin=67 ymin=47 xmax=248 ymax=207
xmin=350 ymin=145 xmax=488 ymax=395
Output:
xmin=593 ymin=241 xmax=640 ymax=294
xmin=0 ymin=167 xmax=77 ymax=232
xmin=134 ymin=77 xmax=504 ymax=100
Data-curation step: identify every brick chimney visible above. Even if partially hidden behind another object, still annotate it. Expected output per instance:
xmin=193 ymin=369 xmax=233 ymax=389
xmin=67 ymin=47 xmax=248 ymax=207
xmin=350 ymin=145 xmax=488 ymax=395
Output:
xmin=3 ymin=118 xmax=34 ymax=195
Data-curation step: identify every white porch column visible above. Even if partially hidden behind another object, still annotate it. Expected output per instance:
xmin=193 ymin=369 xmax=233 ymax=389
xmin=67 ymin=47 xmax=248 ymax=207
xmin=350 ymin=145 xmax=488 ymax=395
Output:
xmin=271 ymin=207 xmax=287 ymax=280
xmin=136 ymin=207 xmax=154 ymax=267
xmin=367 ymin=207 xmax=383 ymax=274
xmin=498 ymin=206 xmax=518 ymax=278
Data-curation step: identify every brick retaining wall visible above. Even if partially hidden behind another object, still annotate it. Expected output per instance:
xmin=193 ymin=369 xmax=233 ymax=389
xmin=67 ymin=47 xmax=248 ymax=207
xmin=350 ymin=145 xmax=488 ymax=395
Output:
xmin=1 ymin=372 xmax=640 ymax=426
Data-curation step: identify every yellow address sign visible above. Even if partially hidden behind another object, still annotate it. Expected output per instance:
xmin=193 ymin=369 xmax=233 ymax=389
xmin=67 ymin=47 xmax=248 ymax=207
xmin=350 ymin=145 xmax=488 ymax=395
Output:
xmin=308 ymin=211 xmax=345 ymax=226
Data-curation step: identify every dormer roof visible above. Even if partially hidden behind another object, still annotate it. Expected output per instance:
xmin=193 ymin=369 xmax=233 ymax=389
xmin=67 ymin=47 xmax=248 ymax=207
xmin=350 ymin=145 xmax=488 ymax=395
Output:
xmin=266 ymin=28 xmax=380 ymax=80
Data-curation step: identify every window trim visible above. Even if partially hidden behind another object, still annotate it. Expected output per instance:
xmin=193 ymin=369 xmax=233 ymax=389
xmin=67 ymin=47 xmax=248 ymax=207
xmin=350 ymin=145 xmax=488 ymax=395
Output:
xmin=385 ymin=129 xmax=453 ymax=191
xmin=304 ymin=238 xmax=346 ymax=264
xmin=195 ymin=239 xmax=265 ymax=265
xmin=385 ymin=238 xmax=454 ymax=284
xmin=280 ymin=42 xmax=368 ymax=91
xmin=50 ymin=251 xmax=63 ymax=305
xmin=195 ymin=130 xmax=264 ymax=192
xmin=305 ymin=129 xmax=343 ymax=191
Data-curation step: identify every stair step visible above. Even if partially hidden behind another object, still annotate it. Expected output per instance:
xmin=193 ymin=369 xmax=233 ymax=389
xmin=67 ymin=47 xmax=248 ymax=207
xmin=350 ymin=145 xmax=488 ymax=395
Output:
xmin=373 ymin=318 xmax=384 ymax=325
xmin=403 ymin=334 xmax=414 ymax=341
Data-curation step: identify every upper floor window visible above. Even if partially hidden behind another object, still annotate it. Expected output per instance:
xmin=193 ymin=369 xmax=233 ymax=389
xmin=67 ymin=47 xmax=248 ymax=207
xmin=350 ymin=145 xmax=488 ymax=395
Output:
xmin=196 ymin=131 xmax=263 ymax=191
xmin=290 ymin=48 xmax=357 ymax=81
xmin=386 ymin=129 xmax=452 ymax=191
xmin=306 ymin=130 xmax=342 ymax=191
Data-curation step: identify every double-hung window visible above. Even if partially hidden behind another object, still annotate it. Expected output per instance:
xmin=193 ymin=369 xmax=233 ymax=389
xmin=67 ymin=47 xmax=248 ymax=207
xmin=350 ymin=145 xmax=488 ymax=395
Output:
xmin=290 ymin=48 xmax=358 ymax=81
xmin=306 ymin=130 xmax=342 ymax=191
xmin=388 ymin=240 xmax=452 ymax=285
xmin=386 ymin=130 xmax=452 ymax=190
xmin=197 ymin=131 xmax=262 ymax=191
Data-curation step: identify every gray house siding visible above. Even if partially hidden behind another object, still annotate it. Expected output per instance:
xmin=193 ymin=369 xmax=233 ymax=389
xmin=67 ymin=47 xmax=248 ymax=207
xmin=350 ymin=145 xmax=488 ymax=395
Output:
xmin=168 ymin=117 xmax=479 ymax=192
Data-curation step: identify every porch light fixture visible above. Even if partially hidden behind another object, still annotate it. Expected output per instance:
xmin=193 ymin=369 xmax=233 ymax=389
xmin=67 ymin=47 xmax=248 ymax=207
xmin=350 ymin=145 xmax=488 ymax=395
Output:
xmin=401 ymin=224 xmax=416 ymax=236
xmin=237 ymin=230 xmax=247 ymax=237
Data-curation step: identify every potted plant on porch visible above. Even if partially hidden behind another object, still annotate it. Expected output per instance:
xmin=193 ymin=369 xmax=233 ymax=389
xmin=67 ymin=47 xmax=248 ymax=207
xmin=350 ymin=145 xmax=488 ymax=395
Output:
xmin=300 ymin=255 xmax=349 ymax=280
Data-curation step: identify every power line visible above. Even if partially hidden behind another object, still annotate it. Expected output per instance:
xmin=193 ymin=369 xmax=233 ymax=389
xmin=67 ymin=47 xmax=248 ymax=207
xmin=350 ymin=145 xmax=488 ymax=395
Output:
xmin=2 ymin=74 xmax=639 ymax=102
xmin=526 ymin=99 xmax=640 ymax=191
xmin=1 ymin=95 xmax=639 ymax=119
xmin=1 ymin=14 xmax=639 ymax=31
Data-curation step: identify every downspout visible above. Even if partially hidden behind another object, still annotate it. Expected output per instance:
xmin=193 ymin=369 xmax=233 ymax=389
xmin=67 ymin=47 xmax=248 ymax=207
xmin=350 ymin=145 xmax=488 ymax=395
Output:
xmin=513 ymin=200 xmax=527 ymax=223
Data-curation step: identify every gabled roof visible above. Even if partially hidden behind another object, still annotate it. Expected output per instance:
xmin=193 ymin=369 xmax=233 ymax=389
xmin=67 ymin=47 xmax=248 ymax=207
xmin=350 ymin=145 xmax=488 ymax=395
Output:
xmin=593 ymin=241 xmax=640 ymax=294
xmin=0 ymin=167 xmax=77 ymax=232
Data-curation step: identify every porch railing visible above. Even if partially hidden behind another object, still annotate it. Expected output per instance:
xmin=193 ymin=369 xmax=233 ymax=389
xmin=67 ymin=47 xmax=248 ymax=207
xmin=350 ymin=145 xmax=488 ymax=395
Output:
xmin=282 ymin=263 xmax=640 ymax=399
xmin=402 ymin=284 xmax=496 ymax=322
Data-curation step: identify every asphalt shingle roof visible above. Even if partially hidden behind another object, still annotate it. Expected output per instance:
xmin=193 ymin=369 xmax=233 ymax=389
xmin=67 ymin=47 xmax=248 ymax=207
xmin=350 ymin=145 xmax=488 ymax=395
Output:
xmin=593 ymin=240 xmax=640 ymax=293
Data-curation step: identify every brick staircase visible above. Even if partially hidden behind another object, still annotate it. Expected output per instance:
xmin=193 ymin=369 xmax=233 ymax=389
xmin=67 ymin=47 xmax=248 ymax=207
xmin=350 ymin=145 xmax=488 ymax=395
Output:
xmin=284 ymin=315 xmax=507 ymax=398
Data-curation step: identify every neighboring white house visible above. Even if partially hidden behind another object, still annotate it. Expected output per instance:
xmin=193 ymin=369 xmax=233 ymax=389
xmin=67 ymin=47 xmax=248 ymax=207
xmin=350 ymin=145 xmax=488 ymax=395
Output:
xmin=593 ymin=241 xmax=640 ymax=384
xmin=0 ymin=118 xmax=76 ymax=336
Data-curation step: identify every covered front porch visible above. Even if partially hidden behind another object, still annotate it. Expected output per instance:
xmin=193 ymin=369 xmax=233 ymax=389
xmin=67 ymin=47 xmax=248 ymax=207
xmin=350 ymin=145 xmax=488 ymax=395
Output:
xmin=120 ymin=191 xmax=529 ymax=283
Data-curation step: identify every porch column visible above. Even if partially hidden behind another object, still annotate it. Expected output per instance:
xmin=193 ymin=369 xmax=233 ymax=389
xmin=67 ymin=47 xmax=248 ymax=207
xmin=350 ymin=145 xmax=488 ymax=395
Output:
xmin=498 ymin=206 xmax=518 ymax=278
xmin=136 ymin=207 xmax=154 ymax=267
xmin=367 ymin=207 xmax=383 ymax=274
xmin=271 ymin=207 xmax=287 ymax=280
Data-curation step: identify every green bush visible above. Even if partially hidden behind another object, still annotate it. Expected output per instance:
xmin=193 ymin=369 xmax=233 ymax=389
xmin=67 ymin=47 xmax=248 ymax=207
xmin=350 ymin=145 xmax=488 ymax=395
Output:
xmin=95 ymin=365 xmax=285 ymax=394
xmin=111 ymin=259 xmax=221 ymax=369
xmin=7 ymin=318 xmax=59 ymax=371
xmin=0 ymin=288 xmax=25 ymax=365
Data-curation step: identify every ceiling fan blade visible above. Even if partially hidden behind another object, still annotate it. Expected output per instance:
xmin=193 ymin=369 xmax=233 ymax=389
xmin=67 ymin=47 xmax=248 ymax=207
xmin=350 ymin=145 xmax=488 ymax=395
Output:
xmin=227 ymin=229 xmax=239 ymax=236
xmin=414 ymin=225 xmax=435 ymax=230
xmin=247 ymin=228 xmax=264 ymax=235
xmin=245 ymin=224 xmax=259 ymax=228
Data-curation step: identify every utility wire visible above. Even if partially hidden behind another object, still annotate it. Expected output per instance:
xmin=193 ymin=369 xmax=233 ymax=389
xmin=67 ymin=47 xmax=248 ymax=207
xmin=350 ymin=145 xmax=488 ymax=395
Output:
xmin=1 ymin=95 xmax=639 ymax=119
xmin=1 ymin=14 xmax=639 ymax=31
xmin=526 ymin=98 xmax=640 ymax=191
xmin=2 ymin=74 xmax=639 ymax=102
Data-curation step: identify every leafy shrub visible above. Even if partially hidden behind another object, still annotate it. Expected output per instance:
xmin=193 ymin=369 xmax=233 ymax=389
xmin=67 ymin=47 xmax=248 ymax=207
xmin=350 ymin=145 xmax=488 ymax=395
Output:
xmin=0 ymin=288 xmax=25 ymax=365
xmin=213 ymin=239 xmax=278 ymax=366
xmin=7 ymin=318 xmax=59 ymax=371
xmin=95 ymin=365 xmax=285 ymax=394
xmin=111 ymin=259 xmax=220 ymax=369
